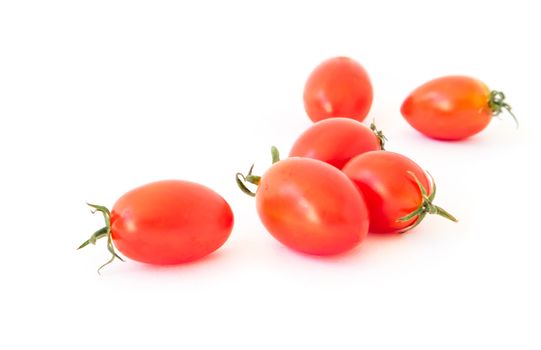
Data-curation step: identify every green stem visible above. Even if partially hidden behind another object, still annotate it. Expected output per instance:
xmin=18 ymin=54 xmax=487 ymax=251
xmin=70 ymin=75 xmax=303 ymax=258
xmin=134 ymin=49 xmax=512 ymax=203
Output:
xmin=77 ymin=226 xmax=108 ymax=250
xmin=397 ymin=171 xmax=458 ymax=233
xmin=433 ymin=205 xmax=458 ymax=222
xmin=78 ymin=203 xmax=124 ymax=274
xmin=489 ymin=90 xmax=519 ymax=129
xmin=236 ymin=146 xmax=280 ymax=197
xmin=370 ymin=120 xmax=388 ymax=150
xmin=236 ymin=172 xmax=256 ymax=197
xmin=271 ymin=146 xmax=280 ymax=164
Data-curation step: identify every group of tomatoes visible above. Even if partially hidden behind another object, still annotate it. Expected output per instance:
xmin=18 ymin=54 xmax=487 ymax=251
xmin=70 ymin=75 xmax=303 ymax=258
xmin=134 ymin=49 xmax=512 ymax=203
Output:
xmin=79 ymin=56 xmax=515 ymax=273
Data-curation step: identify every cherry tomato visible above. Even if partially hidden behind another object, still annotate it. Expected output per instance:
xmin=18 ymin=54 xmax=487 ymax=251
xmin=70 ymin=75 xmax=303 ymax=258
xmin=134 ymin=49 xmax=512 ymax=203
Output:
xmin=289 ymin=118 xmax=384 ymax=169
xmin=79 ymin=180 xmax=234 ymax=271
xmin=303 ymin=57 xmax=373 ymax=123
xmin=401 ymin=75 xmax=516 ymax=140
xmin=239 ymin=156 xmax=369 ymax=255
xmin=342 ymin=151 xmax=456 ymax=233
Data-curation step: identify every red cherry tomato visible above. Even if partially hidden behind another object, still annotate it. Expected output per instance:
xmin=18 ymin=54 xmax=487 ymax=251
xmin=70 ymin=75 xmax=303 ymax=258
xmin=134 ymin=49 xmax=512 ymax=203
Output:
xmin=342 ymin=151 xmax=456 ymax=233
xmin=401 ymin=75 xmax=516 ymax=140
xmin=239 ymin=156 xmax=369 ymax=255
xmin=79 ymin=180 xmax=234 ymax=271
xmin=289 ymin=118 xmax=384 ymax=169
xmin=303 ymin=57 xmax=373 ymax=123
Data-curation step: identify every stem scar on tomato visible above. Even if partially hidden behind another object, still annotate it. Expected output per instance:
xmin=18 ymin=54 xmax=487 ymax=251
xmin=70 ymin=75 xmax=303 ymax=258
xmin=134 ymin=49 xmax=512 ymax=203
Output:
xmin=236 ymin=146 xmax=280 ymax=197
xmin=77 ymin=203 xmax=124 ymax=274
xmin=488 ymin=90 xmax=518 ymax=128
xmin=397 ymin=171 xmax=458 ymax=233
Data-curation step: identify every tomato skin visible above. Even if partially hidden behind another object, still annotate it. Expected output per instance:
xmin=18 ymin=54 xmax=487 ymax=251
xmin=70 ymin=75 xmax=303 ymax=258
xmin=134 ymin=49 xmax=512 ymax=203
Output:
xmin=289 ymin=118 xmax=381 ymax=169
xmin=303 ymin=57 xmax=373 ymax=122
xmin=110 ymin=180 xmax=233 ymax=264
xmin=401 ymin=76 xmax=492 ymax=140
xmin=256 ymin=157 xmax=369 ymax=255
xmin=342 ymin=151 xmax=430 ymax=233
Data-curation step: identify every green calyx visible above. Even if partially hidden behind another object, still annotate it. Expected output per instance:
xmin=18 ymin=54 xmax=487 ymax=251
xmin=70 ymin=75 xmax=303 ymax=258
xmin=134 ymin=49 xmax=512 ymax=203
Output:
xmin=236 ymin=146 xmax=280 ymax=197
xmin=370 ymin=120 xmax=388 ymax=150
xmin=397 ymin=171 xmax=458 ymax=233
xmin=488 ymin=90 xmax=518 ymax=128
xmin=77 ymin=203 xmax=124 ymax=274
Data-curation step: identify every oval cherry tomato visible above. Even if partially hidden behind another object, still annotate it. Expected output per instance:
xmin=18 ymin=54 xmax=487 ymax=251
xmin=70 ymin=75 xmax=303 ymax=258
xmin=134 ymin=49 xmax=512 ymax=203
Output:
xmin=289 ymin=118 xmax=384 ymax=169
xmin=245 ymin=157 xmax=369 ymax=255
xmin=79 ymin=180 xmax=234 ymax=271
xmin=342 ymin=151 xmax=456 ymax=233
xmin=303 ymin=57 xmax=373 ymax=123
xmin=401 ymin=75 xmax=516 ymax=140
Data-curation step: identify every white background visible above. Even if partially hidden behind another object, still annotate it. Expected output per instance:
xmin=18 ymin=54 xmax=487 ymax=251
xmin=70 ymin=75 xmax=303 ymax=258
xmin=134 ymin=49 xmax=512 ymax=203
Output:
xmin=1 ymin=1 xmax=540 ymax=349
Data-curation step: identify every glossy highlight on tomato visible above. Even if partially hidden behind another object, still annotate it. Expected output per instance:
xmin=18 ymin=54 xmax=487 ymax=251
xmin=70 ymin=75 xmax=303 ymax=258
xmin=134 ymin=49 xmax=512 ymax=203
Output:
xmin=304 ymin=57 xmax=373 ymax=122
xmin=289 ymin=118 xmax=384 ymax=169
xmin=79 ymin=180 xmax=234 ymax=272
xmin=239 ymin=156 xmax=369 ymax=255
xmin=342 ymin=151 xmax=456 ymax=233
xmin=401 ymin=75 xmax=516 ymax=140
